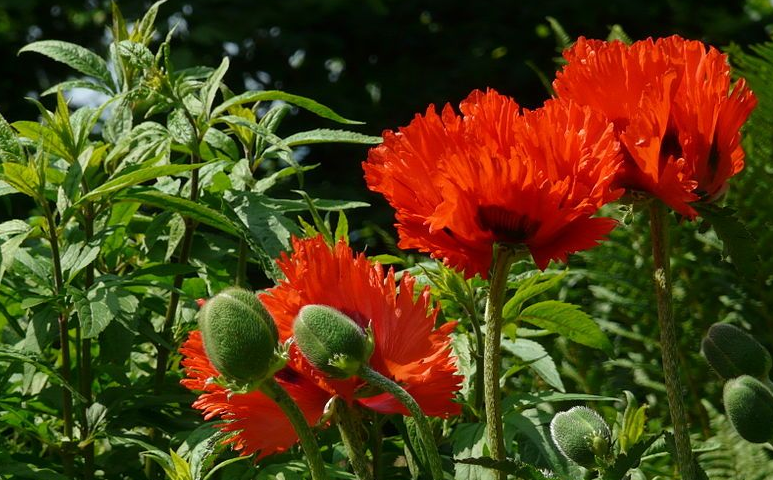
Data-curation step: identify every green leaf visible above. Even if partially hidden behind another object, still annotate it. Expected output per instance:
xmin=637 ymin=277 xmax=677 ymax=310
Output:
xmin=212 ymin=90 xmax=363 ymax=124
xmin=78 ymin=162 xmax=210 ymax=204
xmin=131 ymin=0 xmax=168 ymax=45
xmin=454 ymin=458 xmax=551 ymax=480
xmin=517 ymin=300 xmax=613 ymax=354
xmin=695 ymin=204 xmax=759 ymax=277
xmin=12 ymin=120 xmax=70 ymax=159
xmin=116 ymin=188 xmax=238 ymax=236
xmin=203 ymin=127 xmax=239 ymax=160
xmin=0 ymin=112 xmax=23 ymax=162
xmin=503 ymin=270 xmax=567 ymax=319
xmin=501 ymin=338 xmax=564 ymax=392
xmin=0 ymin=162 xmax=41 ymax=200
xmin=602 ymin=433 xmax=663 ymax=480
xmin=20 ymin=40 xmax=114 ymax=88
xmin=226 ymin=191 xmax=301 ymax=279
xmin=451 ymin=423 xmax=494 ymax=480
xmin=0 ymin=345 xmax=86 ymax=403
xmin=116 ymin=40 xmax=154 ymax=69
xmin=282 ymin=129 xmax=381 ymax=147
xmin=168 ymin=108 xmax=197 ymax=150
xmin=334 ymin=210 xmax=349 ymax=243
xmin=0 ymin=231 xmax=30 ymax=283
xmin=202 ymin=57 xmax=229 ymax=119
xmin=369 ymin=254 xmax=405 ymax=265
xmin=41 ymin=79 xmax=114 ymax=97
xmin=75 ymin=282 xmax=139 ymax=338
xmin=619 ymin=391 xmax=648 ymax=454
xmin=503 ymin=391 xmax=621 ymax=410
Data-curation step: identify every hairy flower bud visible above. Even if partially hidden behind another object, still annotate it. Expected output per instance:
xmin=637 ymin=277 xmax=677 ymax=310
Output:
xmin=293 ymin=304 xmax=374 ymax=378
xmin=198 ymin=287 xmax=280 ymax=385
xmin=550 ymin=406 xmax=612 ymax=468
xmin=723 ymin=375 xmax=773 ymax=443
xmin=702 ymin=323 xmax=771 ymax=381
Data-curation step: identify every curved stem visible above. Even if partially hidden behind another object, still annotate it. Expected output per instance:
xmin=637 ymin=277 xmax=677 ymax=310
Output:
xmin=262 ymin=378 xmax=328 ymax=480
xmin=649 ymin=201 xmax=697 ymax=480
xmin=483 ymin=245 xmax=515 ymax=480
xmin=333 ymin=398 xmax=373 ymax=480
xmin=358 ymin=366 xmax=443 ymax=480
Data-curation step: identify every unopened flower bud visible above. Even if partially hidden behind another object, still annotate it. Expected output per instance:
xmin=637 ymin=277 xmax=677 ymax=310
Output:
xmin=702 ymin=323 xmax=771 ymax=381
xmin=723 ymin=375 xmax=773 ymax=443
xmin=550 ymin=406 xmax=611 ymax=468
xmin=293 ymin=305 xmax=374 ymax=378
xmin=199 ymin=287 xmax=280 ymax=385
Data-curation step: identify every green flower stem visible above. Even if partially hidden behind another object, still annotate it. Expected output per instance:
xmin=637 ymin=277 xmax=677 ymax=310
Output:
xmin=333 ymin=397 xmax=374 ymax=480
xmin=483 ymin=245 xmax=516 ymax=480
xmin=43 ymin=202 xmax=74 ymax=478
xmin=649 ymin=201 xmax=698 ymax=480
xmin=358 ymin=366 xmax=444 ymax=480
xmin=262 ymin=378 xmax=328 ymax=480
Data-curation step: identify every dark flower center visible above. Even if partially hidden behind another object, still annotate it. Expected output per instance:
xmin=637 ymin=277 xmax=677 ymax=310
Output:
xmin=478 ymin=205 xmax=540 ymax=244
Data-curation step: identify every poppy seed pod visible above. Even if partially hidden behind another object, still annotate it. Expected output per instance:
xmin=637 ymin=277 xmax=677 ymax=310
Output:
xmin=550 ymin=406 xmax=612 ymax=468
xmin=702 ymin=323 xmax=771 ymax=381
xmin=293 ymin=304 xmax=374 ymax=378
xmin=723 ymin=375 xmax=773 ymax=443
xmin=198 ymin=288 xmax=280 ymax=385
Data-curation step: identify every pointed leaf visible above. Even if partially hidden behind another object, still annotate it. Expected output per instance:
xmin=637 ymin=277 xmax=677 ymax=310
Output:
xmin=78 ymin=162 xmax=210 ymax=204
xmin=518 ymin=300 xmax=613 ymax=354
xmin=282 ymin=129 xmax=381 ymax=147
xmin=212 ymin=90 xmax=363 ymax=124
xmin=695 ymin=204 xmax=759 ymax=276
xmin=116 ymin=188 xmax=238 ymax=236
xmin=20 ymin=40 xmax=113 ymax=88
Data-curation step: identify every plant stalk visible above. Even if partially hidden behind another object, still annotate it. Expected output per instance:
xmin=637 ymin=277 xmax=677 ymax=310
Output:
xmin=262 ymin=378 xmax=328 ymax=480
xmin=358 ymin=365 xmax=444 ymax=480
xmin=236 ymin=238 xmax=248 ymax=287
xmin=649 ymin=201 xmax=698 ymax=480
xmin=333 ymin=398 xmax=373 ymax=480
xmin=483 ymin=245 xmax=515 ymax=480
xmin=43 ymin=203 xmax=74 ymax=477
xmin=80 ymin=200 xmax=96 ymax=480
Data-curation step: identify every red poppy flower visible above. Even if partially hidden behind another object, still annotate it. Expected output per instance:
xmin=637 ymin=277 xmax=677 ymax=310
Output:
xmin=180 ymin=235 xmax=461 ymax=457
xmin=553 ymin=36 xmax=757 ymax=218
xmin=363 ymin=89 xmax=623 ymax=276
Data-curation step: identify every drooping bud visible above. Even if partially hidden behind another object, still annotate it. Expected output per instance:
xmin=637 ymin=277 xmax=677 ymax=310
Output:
xmin=701 ymin=323 xmax=771 ymax=381
xmin=550 ymin=406 xmax=612 ymax=468
xmin=723 ymin=375 xmax=773 ymax=443
xmin=198 ymin=287 xmax=280 ymax=385
xmin=293 ymin=304 xmax=374 ymax=378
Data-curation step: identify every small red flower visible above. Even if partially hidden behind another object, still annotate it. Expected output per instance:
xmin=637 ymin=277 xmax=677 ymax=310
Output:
xmin=180 ymin=236 xmax=461 ymax=458
xmin=553 ymin=36 xmax=757 ymax=218
xmin=364 ymin=89 xmax=623 ymax=276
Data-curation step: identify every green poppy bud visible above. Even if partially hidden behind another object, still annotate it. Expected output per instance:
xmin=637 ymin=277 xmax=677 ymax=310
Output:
xmin=550 ymin=406 xmax=612 ymax=468
xmin=293 ymin=304 xmax=374 ymax=378
xmin=701 ymin=323 xmax=771 ymax=381
xmin=723 ymin=375 xmax=773 ymax=443
xmin=199 ymin=287 xmax=280 ymax=385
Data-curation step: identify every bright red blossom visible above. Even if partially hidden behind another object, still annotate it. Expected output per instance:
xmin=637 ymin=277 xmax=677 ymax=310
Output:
xmin=180 ymin=235 xmax=461 ymax=458
xmin=364 ymin=89 xmax=623 ymax=277
xmin=553 ymin=35 xmax=757 ymax=218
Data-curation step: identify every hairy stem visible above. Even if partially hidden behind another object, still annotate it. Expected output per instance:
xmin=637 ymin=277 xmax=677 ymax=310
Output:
xmin=262 ymin=378 xmax=328 ymax=480
xmin=483 ymin=245 xmax=515 ymax=480
xmin=358 ymin=366 xmax=443 ymax=480
xmin=236 ymin=238 xmax=248 ymax=287
xmin=462 ymin=285 xmax=485 ymax=421
xmin=649 ymin=201 xmax=697 ymax=480
xmin=43 ymin=203 xmax=74 ymax=477
xmin=334 ymin=398 xmax=373 ymax=480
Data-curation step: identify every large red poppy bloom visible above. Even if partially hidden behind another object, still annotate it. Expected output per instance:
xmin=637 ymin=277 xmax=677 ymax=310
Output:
xmin=181 ymin=235 xmax=461 ymax=458
xmin=553 ymin=36 xmax=757 ymax=218
xmin=364 ymin=89 xmax=623 ymax=277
